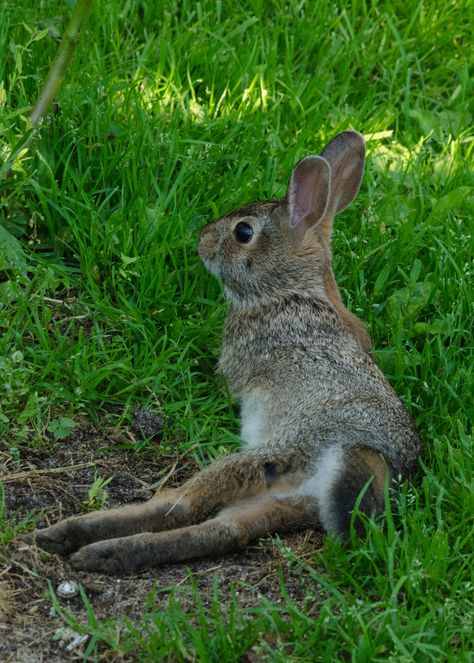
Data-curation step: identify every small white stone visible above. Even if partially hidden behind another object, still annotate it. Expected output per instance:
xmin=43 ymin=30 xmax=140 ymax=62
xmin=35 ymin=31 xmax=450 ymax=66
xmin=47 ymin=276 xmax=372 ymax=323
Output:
xmin=65 ymin=634 xmax=89 ymax=652
xmin=57 ymin=580 xmax=79 ymax=599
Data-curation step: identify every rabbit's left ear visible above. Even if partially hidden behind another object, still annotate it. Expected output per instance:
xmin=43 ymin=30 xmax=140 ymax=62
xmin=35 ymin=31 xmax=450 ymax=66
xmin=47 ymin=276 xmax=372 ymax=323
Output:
xmin=320 ymin=131 xmax=365 ymax=214
xmin=287 ymin=155 xmax=331 ymax=229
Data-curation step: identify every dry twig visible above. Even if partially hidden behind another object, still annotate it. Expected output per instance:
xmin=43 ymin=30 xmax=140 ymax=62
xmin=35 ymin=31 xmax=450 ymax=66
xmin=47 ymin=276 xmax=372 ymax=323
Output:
xmin=0 ymin=461 xmax=95 ymax=484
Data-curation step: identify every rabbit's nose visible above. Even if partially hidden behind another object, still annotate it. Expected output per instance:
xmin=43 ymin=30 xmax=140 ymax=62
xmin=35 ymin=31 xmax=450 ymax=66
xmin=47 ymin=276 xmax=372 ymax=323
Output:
xmin=200 ymin=224 xmax=211 ymax=238
xmin=199 ymin=225 xmax=214 ymax=249
xmin=198 ymin=226 xmax=217 ymax=260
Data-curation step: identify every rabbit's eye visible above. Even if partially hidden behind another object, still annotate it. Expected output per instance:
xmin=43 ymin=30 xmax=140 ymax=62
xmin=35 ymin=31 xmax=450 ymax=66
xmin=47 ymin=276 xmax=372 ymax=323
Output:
xmin=234 ymin=222 xmax=253 ymax=244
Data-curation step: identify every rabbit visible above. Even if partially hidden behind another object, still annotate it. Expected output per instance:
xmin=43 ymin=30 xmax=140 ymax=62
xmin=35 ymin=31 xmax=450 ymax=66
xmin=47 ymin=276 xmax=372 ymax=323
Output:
xmin=33 ymin=131 xmax=420 ymax=573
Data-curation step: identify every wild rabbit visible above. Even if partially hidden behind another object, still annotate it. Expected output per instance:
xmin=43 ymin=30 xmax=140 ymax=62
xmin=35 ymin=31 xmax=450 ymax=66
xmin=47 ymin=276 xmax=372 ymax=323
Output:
xmin=34 ymin=131 xmax=420 ymax=572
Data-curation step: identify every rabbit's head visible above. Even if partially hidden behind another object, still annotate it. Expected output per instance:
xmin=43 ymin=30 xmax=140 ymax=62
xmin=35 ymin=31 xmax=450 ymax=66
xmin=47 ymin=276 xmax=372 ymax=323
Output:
xmin=199 ymin=131 xmax=365 ymax=307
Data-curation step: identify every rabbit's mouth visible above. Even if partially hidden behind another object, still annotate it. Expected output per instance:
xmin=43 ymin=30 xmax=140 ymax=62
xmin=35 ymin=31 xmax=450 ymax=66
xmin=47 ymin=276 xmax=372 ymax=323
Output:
xmin=198 ymin=245 xmax=220 ymax=277
xmin=201 ymin=255 xmax=218 ymax=276
xmin=198 ymin=228 xmax=220 ymax=274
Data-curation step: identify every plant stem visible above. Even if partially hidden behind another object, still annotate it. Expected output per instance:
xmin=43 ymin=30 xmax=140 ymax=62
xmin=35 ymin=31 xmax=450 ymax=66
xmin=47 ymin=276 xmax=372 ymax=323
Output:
xmin=0 ymin=0 xmax=93 ymax=180
xmin=30 ymin=0 xmax=94 ymax=128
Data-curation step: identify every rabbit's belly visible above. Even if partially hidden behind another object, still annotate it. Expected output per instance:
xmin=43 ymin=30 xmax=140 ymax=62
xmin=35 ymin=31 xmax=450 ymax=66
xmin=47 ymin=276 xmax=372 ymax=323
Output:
xmin=240 ymin=393 xmax=271 ymax=448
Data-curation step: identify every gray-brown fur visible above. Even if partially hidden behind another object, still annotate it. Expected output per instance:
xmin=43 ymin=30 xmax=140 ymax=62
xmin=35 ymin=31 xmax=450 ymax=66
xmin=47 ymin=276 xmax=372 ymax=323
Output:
xmin=33 ymin=131 xmax=420 ymax=573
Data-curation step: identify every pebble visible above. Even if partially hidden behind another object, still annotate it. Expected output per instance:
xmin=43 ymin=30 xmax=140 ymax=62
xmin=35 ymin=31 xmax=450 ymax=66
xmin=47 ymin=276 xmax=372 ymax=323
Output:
xmin=57 ymin=580 xmax=79 ymax=599
xmin=132 ymin=408 xmax=169 ymax=440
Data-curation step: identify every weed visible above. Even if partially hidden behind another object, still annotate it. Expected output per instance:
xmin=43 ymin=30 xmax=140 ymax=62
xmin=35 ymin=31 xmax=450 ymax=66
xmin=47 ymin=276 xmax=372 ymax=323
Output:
xmin=82 ymin=472 xmax=114 ymax=511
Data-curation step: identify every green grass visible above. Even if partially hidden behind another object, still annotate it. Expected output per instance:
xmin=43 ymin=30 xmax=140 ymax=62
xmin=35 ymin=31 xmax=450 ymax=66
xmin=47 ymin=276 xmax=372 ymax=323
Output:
xmin=1 ymin=0 xmax=473 ymax=660
xmin=0 ymin=482 xmax=41 ymax=545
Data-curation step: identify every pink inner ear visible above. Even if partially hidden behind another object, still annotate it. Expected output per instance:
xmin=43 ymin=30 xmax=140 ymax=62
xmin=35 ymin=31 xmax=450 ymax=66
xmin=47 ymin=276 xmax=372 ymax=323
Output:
xmin=289 ymin=156 xmax=330 ymax=227
xmin=293 ymin=177 xmax=316 ymax=224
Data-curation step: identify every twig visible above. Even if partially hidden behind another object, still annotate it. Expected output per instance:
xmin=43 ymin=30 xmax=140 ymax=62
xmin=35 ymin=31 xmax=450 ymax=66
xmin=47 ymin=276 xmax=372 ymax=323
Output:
xmin=151 ymin=459 xmax=179 ymax=492
xmin=42 ymin=296 xmax=71 ymax=307
xmin=0 ymin=0 xmax=94 ymax=180
xmin=0 ymin=461 xmax=95 ymax=483
xmin=153 ymin=444 xmax=200 ymax=492
xmin=30 ymin=0 xmax=94 ymax=128
xmin=173 ymin=564 xmax=223 ymax=587
xmin=56 ymin=307 xmax=90 ymax=325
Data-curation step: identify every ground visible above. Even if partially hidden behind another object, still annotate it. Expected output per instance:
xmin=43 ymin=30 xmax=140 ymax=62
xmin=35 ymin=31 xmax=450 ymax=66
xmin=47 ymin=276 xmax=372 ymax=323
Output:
xmin=1 ymin=422 xmax=323 ymax=661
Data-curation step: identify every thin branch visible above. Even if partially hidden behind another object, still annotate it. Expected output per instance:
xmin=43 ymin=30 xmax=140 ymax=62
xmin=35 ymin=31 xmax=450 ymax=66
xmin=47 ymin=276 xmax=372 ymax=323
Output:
xmin=30 ymin=0 xmax=94 ymax=128
xmin=0 ymin=461 xmax=95 ymax=483
xmin=0 ymin=0 xmax=93 ymax=180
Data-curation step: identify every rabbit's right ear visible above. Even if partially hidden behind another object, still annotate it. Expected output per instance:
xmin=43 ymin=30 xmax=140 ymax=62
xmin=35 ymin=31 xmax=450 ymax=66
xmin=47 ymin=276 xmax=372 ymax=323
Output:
xmin=287 ymin=156 xmax=331 ymax=230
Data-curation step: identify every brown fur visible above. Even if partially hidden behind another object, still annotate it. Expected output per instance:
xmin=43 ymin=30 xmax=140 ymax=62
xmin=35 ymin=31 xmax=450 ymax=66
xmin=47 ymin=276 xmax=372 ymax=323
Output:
xmin=66 ymin=493 xmax=319 ymax=573
xmin=323 ymin=269 xmax=373 ymax=353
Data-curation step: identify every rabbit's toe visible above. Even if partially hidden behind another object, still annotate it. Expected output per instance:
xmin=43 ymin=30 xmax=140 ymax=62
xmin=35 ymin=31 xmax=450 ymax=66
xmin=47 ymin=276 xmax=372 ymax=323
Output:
xmin=70 ymin=540 xmax=137 ymax=573
xmin=35 ymin=521 xmax=86 ymax=556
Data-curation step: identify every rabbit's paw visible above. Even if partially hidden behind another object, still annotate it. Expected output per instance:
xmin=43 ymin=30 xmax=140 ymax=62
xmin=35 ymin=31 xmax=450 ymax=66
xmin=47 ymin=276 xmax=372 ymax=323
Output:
xmin=35 ymin=520 xmax=86 ymax=556
xmin=69 ymin=540 xmax=138 ymax=573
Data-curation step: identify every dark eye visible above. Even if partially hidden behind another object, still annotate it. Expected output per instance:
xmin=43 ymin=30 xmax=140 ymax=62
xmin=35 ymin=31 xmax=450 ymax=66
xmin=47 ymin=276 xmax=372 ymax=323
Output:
xmin=234 ymin=222 xmax=253 ymax=244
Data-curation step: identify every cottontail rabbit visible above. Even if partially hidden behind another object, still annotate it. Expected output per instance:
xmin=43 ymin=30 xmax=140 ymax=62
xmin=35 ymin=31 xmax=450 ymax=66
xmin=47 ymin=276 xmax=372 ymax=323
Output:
xmin=34 ymin=131 xmax=420 ymax=572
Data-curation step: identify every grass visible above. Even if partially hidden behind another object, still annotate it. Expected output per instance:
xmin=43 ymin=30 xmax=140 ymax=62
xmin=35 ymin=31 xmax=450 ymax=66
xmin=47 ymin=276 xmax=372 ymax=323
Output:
xmin=0 ymin=482 xmax=40 ymax=545
xmin=1 ymin=0 xmax=473 ymax=659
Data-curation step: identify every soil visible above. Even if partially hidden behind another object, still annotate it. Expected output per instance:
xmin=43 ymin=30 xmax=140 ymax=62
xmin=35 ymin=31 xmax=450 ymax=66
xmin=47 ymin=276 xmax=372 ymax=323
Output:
xmin=0 ymin=421 xmax=324 ymax=662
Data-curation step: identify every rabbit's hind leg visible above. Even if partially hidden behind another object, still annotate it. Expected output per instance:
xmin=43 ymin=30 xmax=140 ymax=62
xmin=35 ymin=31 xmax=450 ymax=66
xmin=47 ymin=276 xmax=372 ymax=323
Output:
xmin=34 ymin=450 xmax=285 ymax=557
xmin=69 ymin=493 xmax=319 ymax=573
xmin=34 ymin=487 xmax=191 ymax=556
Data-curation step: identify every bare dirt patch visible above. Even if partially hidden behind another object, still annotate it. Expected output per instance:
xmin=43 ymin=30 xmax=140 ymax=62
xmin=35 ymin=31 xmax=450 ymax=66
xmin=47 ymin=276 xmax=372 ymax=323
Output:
xmin=0 ymin=422 xmax=324 ymax=661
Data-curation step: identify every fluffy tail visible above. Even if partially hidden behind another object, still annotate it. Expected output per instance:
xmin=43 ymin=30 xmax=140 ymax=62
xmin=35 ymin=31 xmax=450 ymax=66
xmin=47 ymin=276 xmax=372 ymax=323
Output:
xmin=300 ymin=445 xmax=391 ymax=536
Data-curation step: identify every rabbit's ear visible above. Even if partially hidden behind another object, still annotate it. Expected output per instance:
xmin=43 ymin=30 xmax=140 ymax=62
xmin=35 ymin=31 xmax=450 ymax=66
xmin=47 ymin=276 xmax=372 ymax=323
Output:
xmin=320 ymin=131 xmax=365 ymax=214
xmin=287 ymin=156 xmax=331 ymax=228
